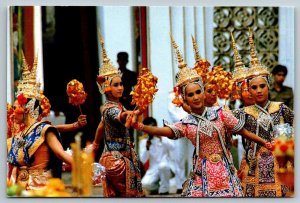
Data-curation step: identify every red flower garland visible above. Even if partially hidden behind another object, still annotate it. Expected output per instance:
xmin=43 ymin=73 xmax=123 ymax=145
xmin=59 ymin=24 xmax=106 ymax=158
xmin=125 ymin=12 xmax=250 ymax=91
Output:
xmin=17 ymin=93 xmax=27 ymax=105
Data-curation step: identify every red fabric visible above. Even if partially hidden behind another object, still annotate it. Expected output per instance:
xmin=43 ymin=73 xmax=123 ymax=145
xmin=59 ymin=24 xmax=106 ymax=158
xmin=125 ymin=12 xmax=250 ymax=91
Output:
xmin=143 ymin=159 xmax=149 ymax=171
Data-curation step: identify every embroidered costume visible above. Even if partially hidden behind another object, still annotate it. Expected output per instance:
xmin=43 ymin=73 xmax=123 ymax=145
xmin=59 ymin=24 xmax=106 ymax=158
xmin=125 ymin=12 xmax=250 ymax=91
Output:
xmin=100 ymin=101 xmax=144 ymax=197
xmin=7 ymin=122 xmax=62 ymax=190
xmin=165 ymin=107 xmax=244 ymax=197
xmin=232 ymin=102 xmax=294 ymax=197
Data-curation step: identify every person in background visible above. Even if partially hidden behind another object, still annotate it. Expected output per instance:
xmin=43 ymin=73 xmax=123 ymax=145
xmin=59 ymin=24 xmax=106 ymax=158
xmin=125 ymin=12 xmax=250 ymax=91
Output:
xmin=117 ymin=52 xmax=138 ymax=142
xmin=269 ymin=64 xmax=294 ymax=110
xmin=139 ymin=117 xmax=175 ymax=195
xmin=117 ymin=52 xmax=138 ymax=111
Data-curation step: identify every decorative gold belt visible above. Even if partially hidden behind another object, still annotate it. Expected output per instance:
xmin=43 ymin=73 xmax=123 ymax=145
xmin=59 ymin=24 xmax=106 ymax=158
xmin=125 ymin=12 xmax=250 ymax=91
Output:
xmin=17 ymin=168 xmax=47 ymax=182
xmin=106 ymin=137 xmax=135 ymax=148
xmin=201 ymin=154 xmax=222 ymax=164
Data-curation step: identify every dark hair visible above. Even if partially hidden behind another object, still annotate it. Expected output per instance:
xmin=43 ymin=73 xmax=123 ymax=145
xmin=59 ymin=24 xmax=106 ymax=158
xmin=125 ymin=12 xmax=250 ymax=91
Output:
xmin=272 ymin=64 xmax=288 ymax=76
xmin=143 ymin=117 xmax=157 ymax=126
xmin=117 ymin=52 xmax=129 ymax=61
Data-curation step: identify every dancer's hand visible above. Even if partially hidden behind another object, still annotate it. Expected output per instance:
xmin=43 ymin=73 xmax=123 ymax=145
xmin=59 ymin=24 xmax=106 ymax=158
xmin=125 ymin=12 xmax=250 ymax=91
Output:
xmin=264 ymin=142 xmax=273 ymax=150
xmin=124 ymin=111 xmax=134 ymax=128
xmin=77 ymin=114 xmax=87 ymax=127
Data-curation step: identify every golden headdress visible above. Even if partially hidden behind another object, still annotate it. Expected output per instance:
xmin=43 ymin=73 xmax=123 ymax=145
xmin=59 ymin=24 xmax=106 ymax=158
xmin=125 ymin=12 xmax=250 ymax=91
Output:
xmin=170 ymin=33 xmax=203 ymax=105
xmin=191 ymin=35 xmax=211 ymax=84
xmin=247 ymin=28 xmax=270 ymax=79
xmin=231 ymin=32 xmax=248 ymax=83
xmin=97 ymin=33 xmax=122 ymax=94
xmin=230 ymin=33 xmax=252 ymax=100
xmin=170 ymin=33 xmax=201 ymax=88
xmin=16 ymin=52 xmax=43 ymax=100
xmin=16 ymin=52 xmax=51 ymax=120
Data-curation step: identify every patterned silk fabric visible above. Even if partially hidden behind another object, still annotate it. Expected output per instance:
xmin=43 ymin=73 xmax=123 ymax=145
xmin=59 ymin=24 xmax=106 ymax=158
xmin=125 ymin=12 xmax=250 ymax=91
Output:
xmin=164 ymin=107 xmax=243 ymax=197
xmin=7 ymin=122 xmax=60 ymax=190
xmin=232 ymin=102 xmax=294 ymax=197
xmin=99 ymin=101 xmax=144 ymax=197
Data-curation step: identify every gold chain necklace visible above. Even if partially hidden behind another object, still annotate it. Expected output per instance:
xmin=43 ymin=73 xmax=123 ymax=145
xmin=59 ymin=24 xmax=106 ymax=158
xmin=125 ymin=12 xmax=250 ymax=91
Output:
xmin=15 ymin=122 xmax=38 ymax=148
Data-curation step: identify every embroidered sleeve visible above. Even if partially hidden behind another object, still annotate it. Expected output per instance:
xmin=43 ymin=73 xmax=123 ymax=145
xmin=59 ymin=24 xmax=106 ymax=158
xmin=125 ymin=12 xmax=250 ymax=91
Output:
xmin=231 ymin=109 xmax=245 ymax=132
xmin=281 ymin=104 xmax=294 ymax=126
xmin=222 ymin=110 xmax=243 ymax=133
xmin=105 ymin=107 xmax=122 ymax=123
xmin=163 ymin=120 xmax=186 ymax=139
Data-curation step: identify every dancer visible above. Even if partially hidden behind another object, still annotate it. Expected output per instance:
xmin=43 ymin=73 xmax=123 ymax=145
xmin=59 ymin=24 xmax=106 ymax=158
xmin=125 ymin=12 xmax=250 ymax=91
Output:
xmin=7 ymin=54 xmax=72 ymax=191
xmin=96 ymin=34 xmax=144 ymax=197
xmin=232 ymin=29 xmax=294 ymax=197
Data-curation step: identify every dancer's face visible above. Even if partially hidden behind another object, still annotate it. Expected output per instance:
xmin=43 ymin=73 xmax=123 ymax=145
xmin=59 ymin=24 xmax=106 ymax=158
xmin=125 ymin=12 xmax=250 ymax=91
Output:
xmin=13 ymin=100 xmax=27 ymax=124
xmin=110 ymin=76 xmax=124 ymax=98
xmin=241 ymin=92 xmax=255 ymax=106
xmin=185 ymin=83 xmax=204 ymax=112
xmin=249 ymin=77 xmax=269 ymax=106
xmin=204 ymin=84 xmax=217 ymax=107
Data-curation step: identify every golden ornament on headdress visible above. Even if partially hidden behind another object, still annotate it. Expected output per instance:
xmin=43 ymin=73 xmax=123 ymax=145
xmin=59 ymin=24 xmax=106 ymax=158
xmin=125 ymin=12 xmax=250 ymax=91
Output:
xmin=231 ymin=32 xmax=248 ymax=83
xmin=191 ymin=35 xmax=211 ymax=84
xmin=97 ymin=33 xmax=121 ymax=94
xmin=170 ymin=33 xmax=200 ymax=87
xmin=16 ymin=51 xmax=43 ymax=100
xmin=247 ymin=28 xmax=270 ymax=79
xmin=15 ymin=51 xmax=51 ymax=120
xmin=98 ymin=34 xmax=121 ymax=78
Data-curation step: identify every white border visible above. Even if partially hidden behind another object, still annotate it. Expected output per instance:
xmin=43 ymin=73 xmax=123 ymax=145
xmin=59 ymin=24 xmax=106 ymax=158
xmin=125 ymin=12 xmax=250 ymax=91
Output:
xmin=1 ymin=1 xmax=299 ymax=203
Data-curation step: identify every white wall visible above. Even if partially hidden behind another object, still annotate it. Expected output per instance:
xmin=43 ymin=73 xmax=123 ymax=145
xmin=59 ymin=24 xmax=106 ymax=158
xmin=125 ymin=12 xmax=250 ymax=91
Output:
xmin=279 ymin=7 xmax=294 ymax=89
xmin=148 ymin=7 xmax=173 ymax=126
xmin=96 ymin=6 xmax=136 ymax=72
xmin=34 ymin=6 xmax=44 ymax=91
xmin=149 ymin=6 xmax=207 ymax=125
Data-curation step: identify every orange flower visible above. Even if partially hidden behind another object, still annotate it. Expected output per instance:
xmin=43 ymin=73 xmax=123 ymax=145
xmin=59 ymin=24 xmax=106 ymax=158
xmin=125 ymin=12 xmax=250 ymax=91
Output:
xmin=66 ymin=79 xmax=87 ymax=106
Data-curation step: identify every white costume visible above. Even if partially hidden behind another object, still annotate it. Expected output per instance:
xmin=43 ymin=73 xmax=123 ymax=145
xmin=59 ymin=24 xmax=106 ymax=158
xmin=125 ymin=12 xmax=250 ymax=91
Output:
xmin=167 ymin=93 xmax=194 ymax=191
xmin=139 ymin=136 xmax=175 ymax=194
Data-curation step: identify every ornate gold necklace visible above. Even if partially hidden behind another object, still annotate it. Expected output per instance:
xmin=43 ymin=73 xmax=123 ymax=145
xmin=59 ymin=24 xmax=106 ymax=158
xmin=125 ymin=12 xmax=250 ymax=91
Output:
xmin=14 ymin=122 xmax=38 ymax=148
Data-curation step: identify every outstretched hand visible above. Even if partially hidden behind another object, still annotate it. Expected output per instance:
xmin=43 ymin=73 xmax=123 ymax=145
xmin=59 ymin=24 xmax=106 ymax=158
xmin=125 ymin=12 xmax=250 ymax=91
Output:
xmin=264 ymin=142 xmax=273 ymax=150
xmin=124 ymin=110 xmax=141 ymax=128
xmin=77 ymin=114 xmax=87 ymax=127
xmin=131 ymin=110 xmax=140 ymax=125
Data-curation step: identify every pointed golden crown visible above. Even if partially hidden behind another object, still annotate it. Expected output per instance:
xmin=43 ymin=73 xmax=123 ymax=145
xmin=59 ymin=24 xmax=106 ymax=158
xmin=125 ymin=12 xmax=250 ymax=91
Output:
xmin=170 ymin=33 xmax=200 ymax=87
xmin=192 ymin=35 xmax=201 ymax=62
xmin=231 ymin=32 xmax=248 ymax=83
xmin=98 ymin=33 xmax=121 ymax=78
xmin=247 ymin=28 xmax=270 ymax=79
xmin=191 ymin=35 xmax=211 ymax=84
xmin=16 ymin=51 xmax=43 ymax=100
